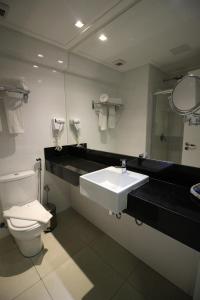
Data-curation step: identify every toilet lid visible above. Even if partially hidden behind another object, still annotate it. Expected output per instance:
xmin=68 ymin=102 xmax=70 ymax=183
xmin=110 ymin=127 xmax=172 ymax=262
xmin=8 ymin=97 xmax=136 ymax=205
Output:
xmin=10 ymin=217 xmax=38 ymax=228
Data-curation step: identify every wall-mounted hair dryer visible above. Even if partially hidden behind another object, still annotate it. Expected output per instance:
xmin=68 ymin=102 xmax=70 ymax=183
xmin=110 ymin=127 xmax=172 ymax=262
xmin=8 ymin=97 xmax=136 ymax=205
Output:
xmin=69 ymin=118 xmax=81 ymax=145
xmin=52 ymin=117 xmax=65 ymax=151
xmin=69 ymin=118 xmax=80 ymax=132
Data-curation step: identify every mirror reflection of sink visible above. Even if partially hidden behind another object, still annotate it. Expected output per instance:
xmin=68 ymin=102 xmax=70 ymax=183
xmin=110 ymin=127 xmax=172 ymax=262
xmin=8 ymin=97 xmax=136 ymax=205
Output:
xmin=80 ymin=167 xmax=149 ymax=213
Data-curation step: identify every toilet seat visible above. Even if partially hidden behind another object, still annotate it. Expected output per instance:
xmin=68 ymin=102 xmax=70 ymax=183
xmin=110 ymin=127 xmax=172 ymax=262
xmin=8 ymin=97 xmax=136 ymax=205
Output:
xmin=10 ymin=217 xmax=38 ymax=229
xmin=4 ymin=201 xmax=43 ymax=232
xmin=7 ymin=217 xmax=40 ymax=232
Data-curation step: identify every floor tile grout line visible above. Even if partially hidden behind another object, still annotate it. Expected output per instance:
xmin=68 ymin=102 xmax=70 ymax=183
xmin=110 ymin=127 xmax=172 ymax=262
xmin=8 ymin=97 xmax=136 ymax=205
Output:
xmin=31 ymin=258 xmax=44 ymax=280
xmin=88 ymin=242 xmax=137 ymax=282
xmin=39 ymin=244 xmax=88 ymax=280
xmin=11 ymin=278 xmax=41 ymax=300
xmin=109 ymin=278 xmax=127 ymax=300
xmin=41 ymin=278 xmax=54 ymax=300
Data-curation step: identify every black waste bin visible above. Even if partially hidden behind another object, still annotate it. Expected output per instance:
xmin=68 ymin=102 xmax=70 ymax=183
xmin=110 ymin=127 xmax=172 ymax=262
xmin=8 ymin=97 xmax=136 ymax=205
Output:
xmin=44 ymin=202 xmax=57 ymax=232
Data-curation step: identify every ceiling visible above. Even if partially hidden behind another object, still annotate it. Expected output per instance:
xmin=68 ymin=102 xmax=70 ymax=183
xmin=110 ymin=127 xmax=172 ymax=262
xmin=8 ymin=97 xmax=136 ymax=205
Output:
xmin=0 ymin=0 xmax=200 ymax=74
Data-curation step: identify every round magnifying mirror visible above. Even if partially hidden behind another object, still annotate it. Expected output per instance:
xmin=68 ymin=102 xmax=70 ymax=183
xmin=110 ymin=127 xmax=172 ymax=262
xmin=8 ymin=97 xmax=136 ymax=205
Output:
xmin=171 ymin=75 xmax=200 ymax=114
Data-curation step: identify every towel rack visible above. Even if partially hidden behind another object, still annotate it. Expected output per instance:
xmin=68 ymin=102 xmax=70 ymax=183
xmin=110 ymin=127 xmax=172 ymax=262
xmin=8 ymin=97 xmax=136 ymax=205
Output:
xmin=0 ymin=86 xmax=30 ymax=102
xmin=92 ymin=100 xmax=123 ymax=110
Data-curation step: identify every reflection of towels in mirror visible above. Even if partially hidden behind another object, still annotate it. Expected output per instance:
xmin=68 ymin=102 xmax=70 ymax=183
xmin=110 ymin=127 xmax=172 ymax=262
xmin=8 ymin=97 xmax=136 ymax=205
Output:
xmin=109 ymin=98 xmax=122 ymax=105
xmin=0 ymin=78 xmax=29 ymax=92
xmin=108 ymin=106 xmax=116 ymax=129
xmin=4 ymin=91 xmax=24 ymax=134
xmin=98 ymin=106 xmax=107 ymax=131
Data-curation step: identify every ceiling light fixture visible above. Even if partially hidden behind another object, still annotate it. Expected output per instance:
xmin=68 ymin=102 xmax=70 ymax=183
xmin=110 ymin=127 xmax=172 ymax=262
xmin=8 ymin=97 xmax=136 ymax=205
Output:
xmin=37 ymin=53 xmax=44 ymax=58
xmin=52 ymin=69 xmax=57 ymax=73
xmin=75 ymin=20 xmax=84 ymax=28
xmin=99 ymin=34 xmax=108 ymax=41
xmin=33 ymin=65 xmax=39 ymax=68
xmin=57 ymin=60 xmax=64 ymax=64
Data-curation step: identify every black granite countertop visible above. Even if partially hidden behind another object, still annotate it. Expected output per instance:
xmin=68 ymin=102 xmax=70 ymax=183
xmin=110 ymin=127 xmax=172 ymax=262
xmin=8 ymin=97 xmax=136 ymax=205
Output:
xmin=128 ymin=179 xmax=200 ymax=223
xmin=45 ymin=153 xmax=106 ymax=186
xmin=126 ymin=179 xmax=200 ymax=251
xmin=44 ymin=144 xmax=200 ymax=252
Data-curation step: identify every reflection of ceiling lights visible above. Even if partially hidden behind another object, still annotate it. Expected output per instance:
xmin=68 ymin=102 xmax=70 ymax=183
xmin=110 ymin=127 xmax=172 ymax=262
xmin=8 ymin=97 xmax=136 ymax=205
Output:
xmin=37 ymin=53 xmax=44 ymax=58
xmin=99 ymin=34 xmax=107 ymax=41
xmin=75 ymin=20 xmax=84 ymax=28
xmin=33 ymin=65 xmax=39 ymax=68
xmin=57 ymin=60 xmax=64 ymax=64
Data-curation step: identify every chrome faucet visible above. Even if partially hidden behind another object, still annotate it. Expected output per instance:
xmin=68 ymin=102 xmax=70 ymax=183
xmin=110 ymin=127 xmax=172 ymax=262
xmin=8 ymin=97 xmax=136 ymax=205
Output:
xmin=120 ymin=159 xmax=127 ymax=173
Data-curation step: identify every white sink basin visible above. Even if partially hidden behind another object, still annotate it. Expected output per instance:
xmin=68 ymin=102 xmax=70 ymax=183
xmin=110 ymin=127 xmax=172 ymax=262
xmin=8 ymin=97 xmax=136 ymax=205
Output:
xmin=80 ymin=166 xmax=149 ymax=213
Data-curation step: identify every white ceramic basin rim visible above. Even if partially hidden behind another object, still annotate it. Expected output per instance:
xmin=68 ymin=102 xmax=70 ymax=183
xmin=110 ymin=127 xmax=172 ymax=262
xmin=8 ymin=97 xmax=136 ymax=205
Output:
xmin=82 ymin=167 xmax=146 ymax=193
xmin=80 ymin=167 xmax=149 ymax=213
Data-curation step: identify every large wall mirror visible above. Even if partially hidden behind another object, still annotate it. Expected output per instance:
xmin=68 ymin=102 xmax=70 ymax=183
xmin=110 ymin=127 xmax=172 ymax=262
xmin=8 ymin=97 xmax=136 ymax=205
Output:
xmin=70 ymin=0 xmax=200 ymax=168
xmin=0 ymin=0 xmax=200 ymax=169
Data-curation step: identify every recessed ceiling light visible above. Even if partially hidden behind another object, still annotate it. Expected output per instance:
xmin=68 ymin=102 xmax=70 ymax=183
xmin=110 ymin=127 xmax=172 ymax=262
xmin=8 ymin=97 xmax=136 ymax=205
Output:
xmin=37 ymin=53 xmax=44 ymax=58
xmin=33 ymin=65 xmax=39 ymax=68
xmin=99 ymin=34 xmax=107 ymax=41
xmin=75 ymin=20 xmax=84 ymax=28
xmin=52 ymin=69 xmax=57 ymax=73
xmin=57 ymin=60 xmax=64 ymax=64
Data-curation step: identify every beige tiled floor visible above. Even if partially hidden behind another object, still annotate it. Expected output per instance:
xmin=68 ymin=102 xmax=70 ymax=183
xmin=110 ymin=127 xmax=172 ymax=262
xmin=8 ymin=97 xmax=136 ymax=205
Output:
xmin=0 ymin=208 xmax=192 ymax=300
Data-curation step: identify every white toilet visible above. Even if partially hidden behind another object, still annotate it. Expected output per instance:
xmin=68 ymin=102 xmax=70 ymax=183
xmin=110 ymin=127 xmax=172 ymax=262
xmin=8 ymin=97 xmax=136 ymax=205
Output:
xmin=0 ymin=170 xmax=50 ymax=257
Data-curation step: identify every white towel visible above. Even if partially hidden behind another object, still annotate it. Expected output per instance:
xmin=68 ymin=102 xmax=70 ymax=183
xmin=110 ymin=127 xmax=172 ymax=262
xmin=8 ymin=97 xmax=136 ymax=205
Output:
xmin=98 ymin=106 xmax=108 ymax=131
xmin=109 ymin=97 xmax=122 ymax=105
xmin=0 ymin=78 xmax=29 ymax=92
xmin=108 ymin=106 xmax=116 ymax=129
xmin=3 ymin=92 xmax=24 ymax=134
xmin=3 ymin=200 xmax=52 ymax=224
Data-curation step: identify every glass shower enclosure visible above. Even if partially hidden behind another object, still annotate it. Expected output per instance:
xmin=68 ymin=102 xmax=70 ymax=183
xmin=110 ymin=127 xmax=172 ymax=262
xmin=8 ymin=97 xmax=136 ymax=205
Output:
xmin=151 ymin=91 xmax=184 ymax=164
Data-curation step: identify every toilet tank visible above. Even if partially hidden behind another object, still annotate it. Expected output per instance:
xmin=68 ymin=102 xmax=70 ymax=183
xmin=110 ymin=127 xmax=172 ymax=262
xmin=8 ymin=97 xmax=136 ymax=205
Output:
xmin=0 ymin=170 xmax=37 ymax=211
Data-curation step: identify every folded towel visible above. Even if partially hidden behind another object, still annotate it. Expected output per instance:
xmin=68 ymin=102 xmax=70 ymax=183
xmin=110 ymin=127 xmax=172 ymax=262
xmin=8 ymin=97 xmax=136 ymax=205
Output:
xmin=98 ymin=106 xmax=108 ymax=131
xmin=3 ymin=200 xmax=52 ymax=224
xmin=109 ymin=97 xmax=122 ymax=105
xmin=99 ymin=94 xmax=109 ymax=103
xmin=108 ymin=106 xmax=116 ymax=129
xmin=3 ymin=92 xmax=24 ymax=134
xmin=0 ymin=78 xmax=29 ymax=92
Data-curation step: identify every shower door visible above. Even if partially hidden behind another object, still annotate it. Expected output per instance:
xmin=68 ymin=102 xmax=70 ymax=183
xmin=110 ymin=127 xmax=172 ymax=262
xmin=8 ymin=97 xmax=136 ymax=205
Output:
xmin=151 ymin=93 xmax=184 ymax=164
xmin=182 ymin=123 xmax=200 ymax=167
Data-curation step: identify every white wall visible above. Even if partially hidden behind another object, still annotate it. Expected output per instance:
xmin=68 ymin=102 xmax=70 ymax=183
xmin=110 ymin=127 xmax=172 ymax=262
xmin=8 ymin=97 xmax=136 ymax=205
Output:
xmin=115 ymin=64 xmax=149 ymax=156
xmin=0 ymin=56 xmax=70 ymax=237
xmin=146 ymin=65 xmax=169 ymax=156
xmin=115 ymin=64 xmax=168 ymax=157
xmin=70 ymin=185 xmax=199 ymax=296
